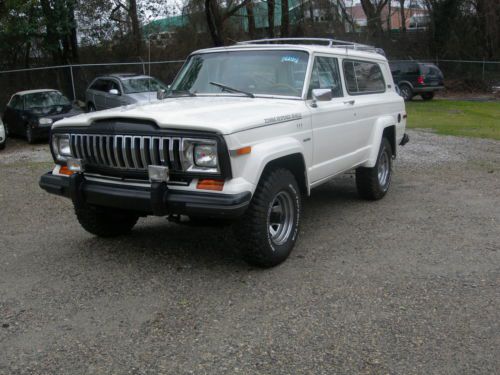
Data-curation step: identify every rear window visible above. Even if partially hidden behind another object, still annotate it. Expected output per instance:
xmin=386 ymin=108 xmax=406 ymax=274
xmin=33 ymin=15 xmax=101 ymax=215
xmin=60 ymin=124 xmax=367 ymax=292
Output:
xmin=421 ymin=64 xmax=442 ymax=77
xmin=343 ymin=60 xmax=386 ymax=95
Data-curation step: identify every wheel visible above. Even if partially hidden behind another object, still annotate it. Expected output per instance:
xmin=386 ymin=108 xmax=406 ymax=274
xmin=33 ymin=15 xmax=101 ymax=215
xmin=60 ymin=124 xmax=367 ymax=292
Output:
xmin=421 ymin=92 xmax=435 ymax=101
xmin=356 ymin=138 xmax=393 ymax=200
xmin=398 ymin=84 xmax=413 ymax=101
xmin=25 ymin=126 xmax=36 ymax=144
xmin=234 ymin=168 xmax=301 ymax=268
xmin=0 ymin=141 xmax=5 ymax=150
xmin=75 ymin=205 xmax=139 ymax=237
xmin=88 ymin=102 xmax=96 ymax=112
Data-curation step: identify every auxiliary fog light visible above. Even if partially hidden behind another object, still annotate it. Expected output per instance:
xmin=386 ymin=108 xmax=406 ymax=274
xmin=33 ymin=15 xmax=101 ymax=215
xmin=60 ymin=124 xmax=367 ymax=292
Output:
xmin=66 ymin=158 xmax=85 ymax=173
xmin=148 ymin=165 xmax=170 ymax=182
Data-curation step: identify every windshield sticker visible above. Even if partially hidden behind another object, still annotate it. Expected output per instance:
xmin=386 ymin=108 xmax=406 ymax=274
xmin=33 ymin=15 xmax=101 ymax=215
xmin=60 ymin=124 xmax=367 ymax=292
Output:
xmin=264 ymin=113 xmax=302 ymax=125
xmin=281 ymin=56 xmax=300 ymax=64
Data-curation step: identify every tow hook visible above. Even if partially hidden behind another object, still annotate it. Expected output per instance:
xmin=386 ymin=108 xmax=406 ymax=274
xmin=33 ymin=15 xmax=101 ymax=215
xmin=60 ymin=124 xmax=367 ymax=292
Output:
xmin=400 ymin=133 xmax=410 ymax=146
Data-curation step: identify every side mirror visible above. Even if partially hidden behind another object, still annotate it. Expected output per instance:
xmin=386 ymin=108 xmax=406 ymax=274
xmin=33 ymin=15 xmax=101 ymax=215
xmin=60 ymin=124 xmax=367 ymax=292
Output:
xmin=109 ymin=89 xmax=119 ymax=96
xmin=312 ymin=88 xmax=332 ymax=103
xmin=157 ymin=89 xmax=166 ymax=100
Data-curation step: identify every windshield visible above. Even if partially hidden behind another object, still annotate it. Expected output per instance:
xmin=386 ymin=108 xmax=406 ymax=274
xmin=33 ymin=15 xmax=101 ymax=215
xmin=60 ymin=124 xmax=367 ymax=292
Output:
xmin=122 ymin=77 xmax=169 ymax=94
xmin=24 ymin=91 xmax=71 ymax=109
xmin=170 ymin=50 xmax=309 ymax=98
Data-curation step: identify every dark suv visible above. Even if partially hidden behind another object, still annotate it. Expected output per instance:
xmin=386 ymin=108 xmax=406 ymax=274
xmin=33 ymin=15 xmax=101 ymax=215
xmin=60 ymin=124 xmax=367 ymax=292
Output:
xmin=390 ymin=61 xmax=444 ymax=101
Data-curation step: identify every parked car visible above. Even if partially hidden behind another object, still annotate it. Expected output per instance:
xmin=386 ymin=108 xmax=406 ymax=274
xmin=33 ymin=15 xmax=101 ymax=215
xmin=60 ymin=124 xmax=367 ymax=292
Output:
xmin=0 ymin=118 xmax=6 ymax=150
xmin=85 ymin=74 xmax=169 ymax=111
xmin=2 ymin=89 xmax=83 ymax=144
xmin=40 ymin=38 xmax=408 ymax=267
xmin=390 ymin=61 xmax=444 ymax=101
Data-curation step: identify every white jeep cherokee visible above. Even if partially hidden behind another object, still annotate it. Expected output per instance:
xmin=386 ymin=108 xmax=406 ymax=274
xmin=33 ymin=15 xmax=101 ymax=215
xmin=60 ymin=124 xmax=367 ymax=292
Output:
xmin=40 ymin=38 xmax=408 ymax=267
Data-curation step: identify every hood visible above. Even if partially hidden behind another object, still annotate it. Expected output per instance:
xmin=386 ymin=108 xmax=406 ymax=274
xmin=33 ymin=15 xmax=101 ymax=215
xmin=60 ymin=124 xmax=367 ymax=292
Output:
xmin=52 ymin=96 xmax=307 ymax=135
xmin=31 ymin=106 xmax=83 ymax=121
xmin=127 ymin=92 xmax=158 ymax=104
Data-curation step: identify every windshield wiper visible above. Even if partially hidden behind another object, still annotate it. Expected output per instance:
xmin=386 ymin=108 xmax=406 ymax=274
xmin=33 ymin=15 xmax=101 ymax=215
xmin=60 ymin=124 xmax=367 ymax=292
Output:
xmin=209 ymin=81 xmax=255 ymax=98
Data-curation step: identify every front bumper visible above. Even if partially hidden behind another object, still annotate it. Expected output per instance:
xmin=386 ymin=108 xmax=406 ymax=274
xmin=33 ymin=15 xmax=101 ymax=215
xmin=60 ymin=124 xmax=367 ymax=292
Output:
xmin=39 ymin=172 xmax=251 ymax=218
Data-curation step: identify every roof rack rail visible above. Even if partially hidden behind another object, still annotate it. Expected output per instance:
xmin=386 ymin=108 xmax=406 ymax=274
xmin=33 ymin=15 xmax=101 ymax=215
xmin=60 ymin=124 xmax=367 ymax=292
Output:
xmin=236 ymin=38 xmax=386 ymax=56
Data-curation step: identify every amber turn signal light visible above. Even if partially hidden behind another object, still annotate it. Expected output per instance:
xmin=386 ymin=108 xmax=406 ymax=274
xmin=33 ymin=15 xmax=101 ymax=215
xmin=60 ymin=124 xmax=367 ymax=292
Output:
xmin=59 ymin=165 xmax=75 ymax=176
xmin=236 ymin=146 xmax=252 ymax=155
xmin=197 ymin=179 xmax=224 ymax=191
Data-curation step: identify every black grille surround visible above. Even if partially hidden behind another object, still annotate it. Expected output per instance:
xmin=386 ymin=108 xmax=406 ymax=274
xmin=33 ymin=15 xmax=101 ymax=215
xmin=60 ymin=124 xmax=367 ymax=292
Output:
xmin=51 ymin=119 xmax=232 ymax=181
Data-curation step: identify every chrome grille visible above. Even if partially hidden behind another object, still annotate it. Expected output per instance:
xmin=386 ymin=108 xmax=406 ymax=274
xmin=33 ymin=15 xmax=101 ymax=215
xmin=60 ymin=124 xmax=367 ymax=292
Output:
xmin=70 ymin=134 xmax=182 ymax=171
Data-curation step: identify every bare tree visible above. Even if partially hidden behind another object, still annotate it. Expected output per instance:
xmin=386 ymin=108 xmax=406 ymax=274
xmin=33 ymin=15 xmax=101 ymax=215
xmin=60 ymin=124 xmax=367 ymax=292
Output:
xmin=360 ymin=0 xmax=389 ymax=37
xmin=204 ymin=0 xmax=251 ymax=46
xmin=110 ymin=0 xmax=142 ymax=53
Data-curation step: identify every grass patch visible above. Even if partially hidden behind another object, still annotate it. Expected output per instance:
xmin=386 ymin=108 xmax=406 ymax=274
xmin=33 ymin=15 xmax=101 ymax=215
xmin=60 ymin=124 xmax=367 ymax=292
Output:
xmin=406 ymin=100 xmax=500 ymax=140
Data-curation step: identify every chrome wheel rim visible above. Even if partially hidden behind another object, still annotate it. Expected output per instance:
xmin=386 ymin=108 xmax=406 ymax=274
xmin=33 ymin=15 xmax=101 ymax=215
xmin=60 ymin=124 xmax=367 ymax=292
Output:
xmin=268 ymin=191 xmax=295 ymax=246
xmin=400 ymin=86 xmax=411 ymax=100
xmin=378 ymin=150 xmax=390 ymax=187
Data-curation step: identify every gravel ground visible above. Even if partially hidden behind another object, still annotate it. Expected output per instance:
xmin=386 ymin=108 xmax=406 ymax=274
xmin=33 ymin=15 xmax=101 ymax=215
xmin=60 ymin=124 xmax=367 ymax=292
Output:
xmin=0 ymin=130 xmax=499 ymax=375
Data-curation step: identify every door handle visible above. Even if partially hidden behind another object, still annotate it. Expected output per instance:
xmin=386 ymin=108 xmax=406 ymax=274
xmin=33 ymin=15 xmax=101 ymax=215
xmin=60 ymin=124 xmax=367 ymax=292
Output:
xmin=344 ymin=100 xmax=355 ymax=105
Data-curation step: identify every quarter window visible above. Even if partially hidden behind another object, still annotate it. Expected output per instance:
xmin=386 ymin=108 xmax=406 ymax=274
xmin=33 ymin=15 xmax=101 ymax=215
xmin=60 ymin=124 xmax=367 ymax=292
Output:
xmin=308 ymin=56 xmax=343 ymax=98
xmin=343 ymin=60 xmax=386 ymax=95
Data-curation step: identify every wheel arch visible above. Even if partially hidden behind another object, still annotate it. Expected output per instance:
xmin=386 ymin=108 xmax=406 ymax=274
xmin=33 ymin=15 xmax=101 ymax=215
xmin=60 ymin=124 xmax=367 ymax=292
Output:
xmin=261 ymin=153 xmax=309 ymax=196
xmin=362 ymin=117 xmax=397 ymax=168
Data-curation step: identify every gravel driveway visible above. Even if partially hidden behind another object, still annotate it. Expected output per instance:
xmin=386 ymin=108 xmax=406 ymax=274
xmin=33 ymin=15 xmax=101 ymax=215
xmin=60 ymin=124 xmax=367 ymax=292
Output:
xmin=1 ymin=131 xmax=499 ymax=374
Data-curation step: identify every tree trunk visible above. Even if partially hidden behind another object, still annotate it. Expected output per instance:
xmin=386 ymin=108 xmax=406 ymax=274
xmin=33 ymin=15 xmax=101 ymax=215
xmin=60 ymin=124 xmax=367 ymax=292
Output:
xmin=246 ymin=1 xmax=256 ymax=39
xmin=267 ymin=0 xmax=275 ymax=37
xmin=399 ymin=0 xmax=406 ymax=32
xmin=281 ymin=0 xmax=289 ymax=37
xmin=128 ymin=0 xmax=142 ymax=54
xmin=360 ymin=0 xmax=386 ymax=37
xmin=205 ymin=0 xmax=224 ymax=46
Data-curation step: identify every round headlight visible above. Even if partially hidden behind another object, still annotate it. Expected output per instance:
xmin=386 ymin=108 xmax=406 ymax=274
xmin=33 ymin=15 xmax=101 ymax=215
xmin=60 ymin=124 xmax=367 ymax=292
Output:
xmin=194 ymin=144 xmax=218 ymax=168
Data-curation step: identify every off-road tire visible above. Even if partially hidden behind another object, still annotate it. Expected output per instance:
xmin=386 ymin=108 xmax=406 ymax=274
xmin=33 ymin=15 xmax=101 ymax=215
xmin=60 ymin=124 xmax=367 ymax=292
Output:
xmin=421 ymin=92 xmax=435 ymax=101
xmin=25 ymin=126 xmax=35 ymax=144
xmin=75 ymin=205 xmax=139 ymax=237
xmin=399 ymin=83 xmax=413 ymax=101
xmin=356 ymin=137 xmax=393 ymax=200
xmin=234 ymin=168 xmax=301 ymax=268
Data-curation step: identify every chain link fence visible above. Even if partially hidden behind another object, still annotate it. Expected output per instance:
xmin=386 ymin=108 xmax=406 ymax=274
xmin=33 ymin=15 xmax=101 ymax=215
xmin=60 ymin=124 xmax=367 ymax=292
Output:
xmin=0 ymin=60 xmax=185 ymax=112
xmin=1 ymin=58 xmax=499 ymax=111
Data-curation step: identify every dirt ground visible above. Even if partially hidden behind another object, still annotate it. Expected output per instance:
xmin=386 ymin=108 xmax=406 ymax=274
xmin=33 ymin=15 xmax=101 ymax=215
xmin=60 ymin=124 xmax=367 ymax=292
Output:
xmin=0 ymin=130 xmax=499 ymax=374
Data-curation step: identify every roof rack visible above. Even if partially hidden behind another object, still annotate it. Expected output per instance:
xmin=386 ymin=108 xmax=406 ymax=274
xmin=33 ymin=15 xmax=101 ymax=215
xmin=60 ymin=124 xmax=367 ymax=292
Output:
xmin=236 ymin=38 xmax=385 ymax=56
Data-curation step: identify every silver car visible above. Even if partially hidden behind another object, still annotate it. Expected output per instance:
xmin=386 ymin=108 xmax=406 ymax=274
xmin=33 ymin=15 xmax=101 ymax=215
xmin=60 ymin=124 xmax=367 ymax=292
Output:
xmin=0 ymin=117 xmax=6 ymax=150
xmin=85 ymin=74 xmax=169 ymax=112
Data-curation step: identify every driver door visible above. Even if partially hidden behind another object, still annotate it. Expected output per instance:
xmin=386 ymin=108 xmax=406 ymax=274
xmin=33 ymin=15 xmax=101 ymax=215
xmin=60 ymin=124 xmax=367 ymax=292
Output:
xmin=308 ymin=55 xmax=354 ymax=183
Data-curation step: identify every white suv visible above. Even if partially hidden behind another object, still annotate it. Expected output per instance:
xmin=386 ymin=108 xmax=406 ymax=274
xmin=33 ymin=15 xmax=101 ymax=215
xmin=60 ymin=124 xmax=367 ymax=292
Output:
xmin=40 ymin=38 xmax=408 ymax=267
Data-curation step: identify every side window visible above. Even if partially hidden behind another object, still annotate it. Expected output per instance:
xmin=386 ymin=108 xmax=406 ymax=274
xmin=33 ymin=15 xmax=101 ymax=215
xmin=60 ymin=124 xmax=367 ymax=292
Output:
xmin=342 ymin=60 xmax=386 ymax=95
xmin=90 ymin=79 xmax=106 ymax=92
xmin=9 ymin=95 xmax=23 ymax=110
xmin=308 ymin=56 xmax=343 ymax=98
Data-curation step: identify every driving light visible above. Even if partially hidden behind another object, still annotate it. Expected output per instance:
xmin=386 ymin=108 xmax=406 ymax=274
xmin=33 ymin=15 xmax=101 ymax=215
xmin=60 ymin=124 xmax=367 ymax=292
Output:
xmin=194 ymin=144 xmax=218 ymax=168
xmin=66 ymin=158 xmax=84 ymax=173
xmin=148 ymin=165 xmax=170 ymax=182
xmin=39 ymin=118 xmax=53 ymax=125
